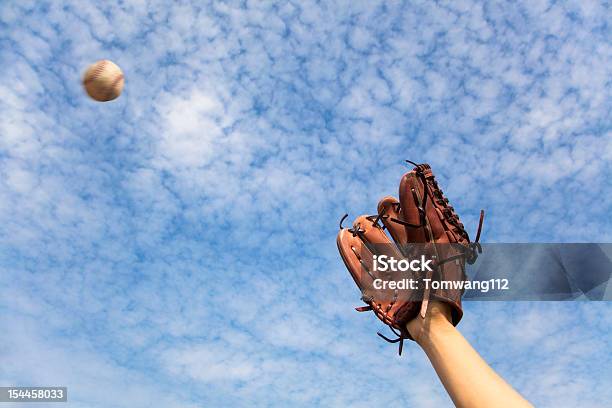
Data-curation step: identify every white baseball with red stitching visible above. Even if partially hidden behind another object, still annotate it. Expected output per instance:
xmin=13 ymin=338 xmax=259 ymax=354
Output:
xmin=82 ymin=60 xmax=124 ymax=102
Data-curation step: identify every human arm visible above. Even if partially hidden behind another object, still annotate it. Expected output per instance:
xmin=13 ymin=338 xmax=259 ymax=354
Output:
xmin=406 ymin=301 xmax=533 ymax=408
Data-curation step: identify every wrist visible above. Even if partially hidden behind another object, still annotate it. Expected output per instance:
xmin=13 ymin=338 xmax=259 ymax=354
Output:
xmin=406 ymin=301 xmax=455 ymax=345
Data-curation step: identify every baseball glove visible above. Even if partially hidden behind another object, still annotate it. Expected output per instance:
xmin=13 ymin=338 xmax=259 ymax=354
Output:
xmin=337 ymin=161 xmax=484 ymax=354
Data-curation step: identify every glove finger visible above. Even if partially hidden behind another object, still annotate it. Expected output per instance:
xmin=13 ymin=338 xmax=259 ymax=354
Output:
xmin=337 ymin=227 xmax=377 ymax=289
xmin=377 ymin=196 xmax=409 ymax=247
xmin=398 ymin=171 xmax=430 ymax=242
xmin=337 ymin=215 xmax=403 ymax=294
xmin=351 ymin=215 xmax=403 ymax=259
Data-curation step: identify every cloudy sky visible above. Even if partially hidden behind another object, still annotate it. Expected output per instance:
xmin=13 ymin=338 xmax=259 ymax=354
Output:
xmin=0 ymin=0 xmax=610 ymax=407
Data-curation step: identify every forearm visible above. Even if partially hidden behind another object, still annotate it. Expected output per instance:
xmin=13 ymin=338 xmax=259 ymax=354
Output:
xmin=408 ymin=305 xmax=533 ymax=408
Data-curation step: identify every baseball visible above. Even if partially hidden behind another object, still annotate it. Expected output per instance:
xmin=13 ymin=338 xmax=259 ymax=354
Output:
xmin=82 ymin=60 xmax=124 ymax=102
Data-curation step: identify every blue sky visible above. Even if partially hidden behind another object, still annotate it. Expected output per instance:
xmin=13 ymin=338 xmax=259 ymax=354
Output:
xmin=0 ymin=0 xmax=610 ymax=407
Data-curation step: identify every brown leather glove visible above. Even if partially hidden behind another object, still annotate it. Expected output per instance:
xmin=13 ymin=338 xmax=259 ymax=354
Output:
xmin=337 ymin=161 xmax=484 ymax=354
